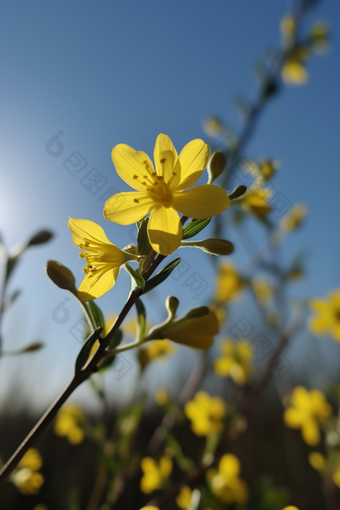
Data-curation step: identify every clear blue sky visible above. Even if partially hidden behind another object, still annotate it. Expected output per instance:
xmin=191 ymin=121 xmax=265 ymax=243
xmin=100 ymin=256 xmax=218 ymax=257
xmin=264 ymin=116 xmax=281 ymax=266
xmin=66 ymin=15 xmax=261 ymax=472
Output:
xmin=0 ymin=1 xmax=339 ymax=408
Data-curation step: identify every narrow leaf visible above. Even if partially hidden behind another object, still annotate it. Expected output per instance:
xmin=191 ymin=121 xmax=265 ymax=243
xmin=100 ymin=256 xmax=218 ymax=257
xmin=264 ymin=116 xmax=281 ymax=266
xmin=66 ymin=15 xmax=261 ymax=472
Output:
xmin=182 ymin=218 xmax=211 ymax=240
xmin=135 ymin=298 xmax=146 ymax=341
xmin=75 ymin=327 xmax=103 ymax=374
xmin=125 ymin=263 xmax=145 ymax=290
xmin=89 ymin=301 xmax=105 ymax=332
xmin=144 ymin=258 xmax=181 ymax=294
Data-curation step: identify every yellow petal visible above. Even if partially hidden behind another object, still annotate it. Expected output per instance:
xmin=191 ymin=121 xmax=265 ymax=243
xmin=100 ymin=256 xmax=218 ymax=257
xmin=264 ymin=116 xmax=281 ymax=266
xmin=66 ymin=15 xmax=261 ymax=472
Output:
xmin=219 ymin=454 xmax=240 ymax=478
xmin=153 ymin=134 xmax=180 ymax=187
xmin=159 ymin=456 xmax=172 ymax=478
xmin=284 ymin=408 xmax=304 ymax=428
xmin=302 ymin=419 xmax=320 ymax=445
xmin=173 ymin=185 xmax=230 ymax=219
xmin=104 ymin=192 xmax=154 ymax=225
xmin=147 ymin=206 xmax=182 ymax=255
xmin=111 ymin=144 xmax=155 ymax=191
xmin=176 ymin=140 xmax=210 ymax=191
xmin=214 ymin=357 xmax=233 ymax=377
xmin=78 ymin=267 xmax=119 ymax=302
xmin=68 ymin=218 xmax=111 ymax=248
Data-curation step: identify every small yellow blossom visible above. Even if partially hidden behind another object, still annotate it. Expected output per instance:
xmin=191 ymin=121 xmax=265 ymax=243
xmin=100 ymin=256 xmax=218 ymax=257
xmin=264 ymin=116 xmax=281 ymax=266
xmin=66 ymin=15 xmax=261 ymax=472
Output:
xmin=176 ymin=485 xmax=192 ymax=509
xmin=251 ymin=277 xmax=274 ymax=306
xmin=139 ymin=507 xmax=159 ymax=510
xmin=140 ymin=456 xmax=172 ymax=493
xmin=12 ymin=449 xmax=44 ymax=495
xmin=215 ymin=262 xmax=244 ymax=303
xmin=282 ymin=507 xmax=299 ymax=510
xmin=284 ymin=386 xmax=332 ymax=445
xmin=309 ymin=452 xmax=326 ymax=471
xmin=310 ymin=22 xmax=329 ymax=54
xmin=309 ymin=288 xmax=340 ymax=342
xmin=214 ymin=339 xmax=253 ymax=386
xmin=207 ymin=454 xmax=248 ymax=504
xmin=280 ymin=15 xmax=296 ymax=38
xmin=282 ymin=47 xmax=309 ymax=85
xmin=155 ymin=389 xmax=169 ymax=406
xmin=259 ymin=159 xmax=281 ymax=180
xmin=54 ymin=404 xmax=85 ymax=444
xmin=138 ymin=340 xmax=176 ymax=370
xmin=184 ymin=391 xmax=226 ymax=436
xmin=280 ymin=204 xmax=307 ymax=232
xmin=104 ymin=134 xmax=230 ymax=255
xmin=68 ymin=218 xmax=138 ymax=301
xmin=243 ymin=188 xmax=272 ymax=218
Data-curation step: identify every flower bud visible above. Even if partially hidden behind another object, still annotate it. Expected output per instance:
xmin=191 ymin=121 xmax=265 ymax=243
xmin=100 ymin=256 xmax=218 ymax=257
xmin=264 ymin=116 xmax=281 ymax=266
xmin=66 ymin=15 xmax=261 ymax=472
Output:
xmin=165 ymin=296 xmax=179 ymax=320
xmin=208 ymin=151 xmax=226 ymax=184
xmin=202 ymin=117 xmax=224 ymax=137
xmin=46 ymin=260 xmax=77 ymax=294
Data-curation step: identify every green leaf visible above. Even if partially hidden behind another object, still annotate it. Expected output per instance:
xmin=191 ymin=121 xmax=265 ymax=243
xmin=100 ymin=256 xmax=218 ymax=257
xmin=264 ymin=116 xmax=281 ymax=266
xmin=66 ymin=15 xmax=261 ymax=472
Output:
xmin=97 ymin=329 xmax=124 ymax=372
xmin=89 ymin=301 xmax=105 ymax=333
xmin=229 ymin=185 xmax=247 ymax=200
xmin=182 ymin=218 xmax=211 ymax=240
xmin=135 ymin=298 xmax=146 ymax=341
xmin=137 ymin=217 xmax=151 ymax=255
xmin=75 ymin=327 xmax=103 ymax=374
xmin=144 ymin=258 xmax=181 ymax=294
xmin=125 ymin=263 xmax=145 ymax=290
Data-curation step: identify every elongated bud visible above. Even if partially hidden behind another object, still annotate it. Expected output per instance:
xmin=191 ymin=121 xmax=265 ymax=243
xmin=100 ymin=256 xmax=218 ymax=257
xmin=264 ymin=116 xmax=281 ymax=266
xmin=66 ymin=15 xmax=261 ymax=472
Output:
xmin=165 ymin=296 xmax=179 ymax=320
xmin=183 ymin=306 xmax=209 ymax=319
xmin=181 ymin=238 xmax=234 ymax=256
xmin=208 ymin=151 xmax=226 ymax=184
xmin=46 ymin=260 xmax=77 ymax=294
xmin=27 ymin=230 xmax=54 ymax=247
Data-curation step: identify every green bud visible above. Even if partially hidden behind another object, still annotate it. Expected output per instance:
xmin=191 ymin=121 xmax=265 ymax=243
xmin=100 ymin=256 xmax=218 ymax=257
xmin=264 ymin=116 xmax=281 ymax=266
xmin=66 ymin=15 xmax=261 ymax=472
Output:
xmin=46 ymin=260 xmax=77 ymax=294
xmin=165 ymin=296 xmax=179 ymax=321
xmin=183 ymin=306 xmax=209 ymax=319
xmin=207 ymin=151 xmax=226 ymax=184
xmin=27 ymin=230 xmax=54 ymax=247
xmin=181 ymin=238 xmax=234 ymax=256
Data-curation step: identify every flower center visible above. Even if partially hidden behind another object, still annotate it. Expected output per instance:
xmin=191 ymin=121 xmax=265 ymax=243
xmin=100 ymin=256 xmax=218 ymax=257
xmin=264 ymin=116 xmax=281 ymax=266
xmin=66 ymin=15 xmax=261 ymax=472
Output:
xmin=79 ymin=241 xmax=123 ymax=283
xmin=133 ymin=159 xmax=176 ymax=208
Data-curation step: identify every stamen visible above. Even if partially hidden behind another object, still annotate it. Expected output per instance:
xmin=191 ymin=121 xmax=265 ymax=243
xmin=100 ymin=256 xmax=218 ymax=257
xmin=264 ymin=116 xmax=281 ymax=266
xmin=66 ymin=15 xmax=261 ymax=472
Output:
xmin=134 ymin=199 xmax=139 ymax=203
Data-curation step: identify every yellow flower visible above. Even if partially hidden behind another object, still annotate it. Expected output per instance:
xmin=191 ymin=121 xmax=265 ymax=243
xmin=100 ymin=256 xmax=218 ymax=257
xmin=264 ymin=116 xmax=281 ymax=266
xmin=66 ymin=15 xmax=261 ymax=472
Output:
xmin=251 ymin=277 xmax=274 ymax=306
xmin=309 ymin=452 xmax=326 ymax=472
xmin=140 ymin=456 xmax=172 ymax=493
xmin=12 ymin=448 xmax=44 ymax=495
xmin=68 ymin=218 xmax=138 ymax=302
xmin=308 ymin=288 xmax=340 ymax=342
xmin=138 ymin=339 xmax=176 ymax=370
xmin=202 ymin=117 xmax=224 ymax=137
xmin=104 ymin=134 xmax=230 ymax=255
xmin=162 ymin=309 xmax=219 ymax=350
xmin=176 ymin=485 xmax=192 ymax=509
xmin=282 ymin=48 xmax=309 ymax=85
xmin=54 ymin=404 xmax=85 ymax=444
xmin=19 ymin=448 xmax=42 ymax=471
xmin=284 ymin=386 xmax=332 ymax=445
xmin=214 ymin=339 xmax=253 ymax=386
xmin=259 ymin=159 xmax=281 ymax=180
xmin=243 ymin=187 xmax=272 ymax=218
xmin=282 ymin=507 xmax=299 ymax=510
xmin=215 ymin=262 xmax=244 ymax=303
xmin=139 ymin=507 xmax=159 ymax=510
xmin=280 ymin=15 xmax=296 ymax=38
xmin=280 ymin=204 xmax=307 ymax=232
xmin=207 ymin=454 xmax=248 ymax=504
xmin=184 ymin=391 xmax=226 ymax=436
xmin=310 ymin=22 xmax=329 ymax=54
xmin=155 ymin=389 xmax=169 ymax=406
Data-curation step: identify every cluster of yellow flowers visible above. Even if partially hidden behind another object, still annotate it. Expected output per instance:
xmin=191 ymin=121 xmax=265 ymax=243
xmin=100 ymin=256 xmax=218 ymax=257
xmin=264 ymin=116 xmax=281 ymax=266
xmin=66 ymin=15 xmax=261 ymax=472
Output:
xmin=214 ymin=339 xmax=253 ymax=385
xmin=184 ymin=391 xmax=226 ymax=436
xmin=11 ymin=448 xmax=44 ymax=495
xmin=53 ymin=404 xmax=85 ymax=444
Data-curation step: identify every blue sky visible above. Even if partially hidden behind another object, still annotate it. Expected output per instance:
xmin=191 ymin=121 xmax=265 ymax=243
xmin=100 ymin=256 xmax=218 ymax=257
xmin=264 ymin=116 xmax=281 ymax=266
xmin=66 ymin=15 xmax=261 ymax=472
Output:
xmin=0 ymin=1 xmax=339 ymax=407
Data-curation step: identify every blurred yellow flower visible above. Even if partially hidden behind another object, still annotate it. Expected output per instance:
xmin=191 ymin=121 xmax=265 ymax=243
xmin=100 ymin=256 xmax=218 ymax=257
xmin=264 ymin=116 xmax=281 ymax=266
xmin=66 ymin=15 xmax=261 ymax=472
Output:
xmin=202 ymin=117 xmax=224 ymax=137
xmin=138 ymin=339 xmax=176 ymax=370
xmin=308 ymin=288 xmax=340 ymax=342
xmin=54 ymin=404 xmax=85 ymax=444
xmin=280 ymin=15 xmax=296 ymax=38
xmin=184 ymin=391 xmax=226 ymax=436
xmin=12 ymin=448 xmax=44 ymax=495
xmin=282 ymin=507 xmax=299 ymax=510
xmin=309 ymin=452 xmax=326 ymax=471
xmin=155 ymin=389 xmax=169 ymax=406
xmin=243 ymin=188 xmax=272 ymax=218
xmin=104 ymin=134 xmax=230 ymax=255
xmin=139 ymin=507 xmax=159 ymax=510
xmin=280 ymin=204 xmax=307 ymax=232
xmin=259 ymin=159 xmax=281 ymax=180
xmin=68 ymin=218 xmax=138 ymax=301
xmin=215 ymin=262 xmax=244 ymax=303
xmin=140 ymin=456 xmax=172 ymax=493
xmin=214 ymin=339 xmax=253 ymax=386
xmin=282 ymin=47 xmax=309 ymax=85
xmin=310 ymin=22 xmax=329 ymax=54
xmin=176 ymin=485 xmax=192 ymax=509
xmin=284 ymin=386 xmax=332 ymax=445
xmin=207 ymin=454 xmax=248 ymax=504
xmin=251 ymin=277 xmax=274 ymax=306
